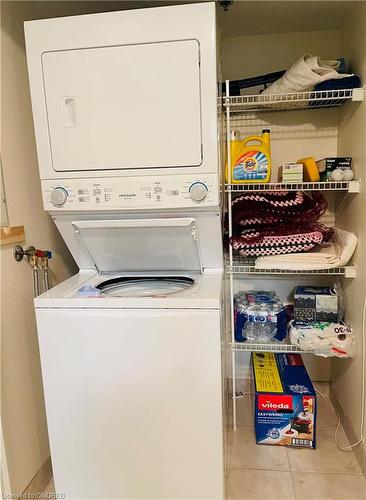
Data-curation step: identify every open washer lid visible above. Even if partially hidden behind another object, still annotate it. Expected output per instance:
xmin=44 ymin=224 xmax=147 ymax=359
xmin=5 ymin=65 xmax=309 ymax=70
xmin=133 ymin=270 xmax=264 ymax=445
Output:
xmin=72 ymin=218 xmax=202 ymax=273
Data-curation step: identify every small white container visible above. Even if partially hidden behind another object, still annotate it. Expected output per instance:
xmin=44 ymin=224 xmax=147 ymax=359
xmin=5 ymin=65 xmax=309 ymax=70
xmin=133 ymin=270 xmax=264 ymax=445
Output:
xmin=279 ymin=163 xmax=303 ymax=182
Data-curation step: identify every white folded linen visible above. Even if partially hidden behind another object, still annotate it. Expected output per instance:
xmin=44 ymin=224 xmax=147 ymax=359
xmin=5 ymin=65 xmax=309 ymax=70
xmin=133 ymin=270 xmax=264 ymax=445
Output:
xmin=254 ymin=228 xmax=357 ymax=270
xmin=262 ymin=54 xmax=353 ymax=95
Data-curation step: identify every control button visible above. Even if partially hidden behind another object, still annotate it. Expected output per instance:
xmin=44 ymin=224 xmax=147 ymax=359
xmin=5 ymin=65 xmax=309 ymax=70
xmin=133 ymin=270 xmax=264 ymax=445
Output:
xmin=50 ymin=187 xmax=68 ymax=207
xmin=189 ymin=182 xmax=208 ymax=202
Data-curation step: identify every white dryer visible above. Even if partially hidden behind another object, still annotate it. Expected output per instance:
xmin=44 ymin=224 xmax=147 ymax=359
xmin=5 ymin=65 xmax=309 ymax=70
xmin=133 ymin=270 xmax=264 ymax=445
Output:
xmin=25 ymin=3 xmax=224 ymax=498
xmin=24 ymin=2 xmax=219 ymax=184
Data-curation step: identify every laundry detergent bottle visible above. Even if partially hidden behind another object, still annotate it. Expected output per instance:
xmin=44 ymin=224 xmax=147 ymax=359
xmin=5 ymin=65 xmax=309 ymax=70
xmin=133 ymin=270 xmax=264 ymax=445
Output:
xmin=226 ymin=130 xmax=242 ymax=182
xmin=231 ymin=129 xmax=271 ymax=183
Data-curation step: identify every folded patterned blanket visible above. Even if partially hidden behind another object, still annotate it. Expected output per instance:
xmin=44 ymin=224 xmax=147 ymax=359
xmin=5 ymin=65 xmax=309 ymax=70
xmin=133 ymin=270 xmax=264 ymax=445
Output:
xmin=232 ymin=190 xmax=327 ymax=227
xmin=230 ymin=223 xmax=333 ymax=257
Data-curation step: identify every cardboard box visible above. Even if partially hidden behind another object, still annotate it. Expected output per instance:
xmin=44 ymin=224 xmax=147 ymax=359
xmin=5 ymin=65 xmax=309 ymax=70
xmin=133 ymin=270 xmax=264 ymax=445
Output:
xmin=278 ymin=163 xmax=303 ymax=183
xmin=252 ymin=352 xmax=316 ymax=448
xmin=294 ymin=285 xmax=339 ymax=323
xmin=316 ymin=157 xmax=352 ymax=181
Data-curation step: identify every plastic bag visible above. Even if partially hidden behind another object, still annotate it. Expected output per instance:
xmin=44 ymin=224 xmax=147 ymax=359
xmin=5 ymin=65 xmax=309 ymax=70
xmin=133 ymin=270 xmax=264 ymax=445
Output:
xmin=289 ymin=320 xmax=355 ymax=358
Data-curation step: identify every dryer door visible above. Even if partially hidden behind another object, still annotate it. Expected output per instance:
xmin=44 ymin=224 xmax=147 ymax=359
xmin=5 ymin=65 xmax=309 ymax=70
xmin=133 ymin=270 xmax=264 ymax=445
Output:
xmin=42 ymin=40 xmax=202 ymax=173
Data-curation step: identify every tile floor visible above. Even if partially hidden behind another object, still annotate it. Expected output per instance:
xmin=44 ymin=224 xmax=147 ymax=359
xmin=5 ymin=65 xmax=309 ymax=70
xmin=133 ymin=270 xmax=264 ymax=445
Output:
xmin=42 ymin=382 xmax=366 ymax=500
xmin=226 ymin=381 xmax=366 ymax=500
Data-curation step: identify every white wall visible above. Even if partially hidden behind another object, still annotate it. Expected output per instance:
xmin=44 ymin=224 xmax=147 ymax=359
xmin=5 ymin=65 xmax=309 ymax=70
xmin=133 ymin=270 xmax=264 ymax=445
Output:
xmin=222 ymin=29 xmax=343 ymax=381
xmin=1 ymin=2 xmax=77 ymax=494
xmin=332 ymin=2 xmax=366 ymax=473
xmin=222 ymin=30 xmax=341 ymax=81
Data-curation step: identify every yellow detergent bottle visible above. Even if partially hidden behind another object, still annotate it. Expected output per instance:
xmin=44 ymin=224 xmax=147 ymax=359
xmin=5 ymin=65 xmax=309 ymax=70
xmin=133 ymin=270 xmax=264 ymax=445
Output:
xmin=226 ymin=130 xmax=242 ymax=182
xmin=230 ymin=129 xmax=271 ymax=183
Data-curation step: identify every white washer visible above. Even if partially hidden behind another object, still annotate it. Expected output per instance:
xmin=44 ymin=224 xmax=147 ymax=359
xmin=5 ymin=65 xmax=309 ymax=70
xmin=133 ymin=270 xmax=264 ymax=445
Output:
xmin=35 ymin=270 xmax=224 ymax=499
xmin=35 ymin=215 xmax=224 ymax=499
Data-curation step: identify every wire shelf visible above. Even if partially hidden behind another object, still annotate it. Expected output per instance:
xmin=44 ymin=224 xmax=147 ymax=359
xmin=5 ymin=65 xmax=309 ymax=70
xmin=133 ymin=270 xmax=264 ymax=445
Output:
xmin=226 ymin=258 xmax=357 ymax=278
xmin=224 ymin=88 xmax=364 ymax=113
xmin=223 ymin=81 xmax=361 ymax=430
xmin=228 ymin=339 xmax=312 ymax=353
xmin=225 ymin=180 xmax=360 ymax=193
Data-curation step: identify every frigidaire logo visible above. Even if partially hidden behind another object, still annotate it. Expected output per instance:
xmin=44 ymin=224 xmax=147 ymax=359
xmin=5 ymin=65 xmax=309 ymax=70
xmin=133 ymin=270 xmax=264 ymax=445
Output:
xmin=258 ymin=395 xmax=293 ymax=411
xmin=119 ymin=193 xmax=136 ymax=197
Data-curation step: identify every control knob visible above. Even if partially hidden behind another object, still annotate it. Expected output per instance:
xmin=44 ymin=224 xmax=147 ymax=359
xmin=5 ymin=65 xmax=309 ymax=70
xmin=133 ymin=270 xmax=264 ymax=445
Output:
xmin=50 ymin=187 xmax=68 ymax=207
xmin=189 ymin=182 xmax=208 ymax=202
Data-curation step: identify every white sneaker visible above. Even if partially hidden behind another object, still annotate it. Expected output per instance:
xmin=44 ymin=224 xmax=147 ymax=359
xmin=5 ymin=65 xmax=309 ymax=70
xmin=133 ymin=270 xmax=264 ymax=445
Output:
xmin=262 ymin=53 xmax=353 ymax=95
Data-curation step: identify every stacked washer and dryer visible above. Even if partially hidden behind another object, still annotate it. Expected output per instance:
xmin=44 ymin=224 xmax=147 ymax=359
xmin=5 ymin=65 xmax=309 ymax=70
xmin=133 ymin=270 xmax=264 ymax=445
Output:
xmin=25 ymin=3 xmax=224 ymax=499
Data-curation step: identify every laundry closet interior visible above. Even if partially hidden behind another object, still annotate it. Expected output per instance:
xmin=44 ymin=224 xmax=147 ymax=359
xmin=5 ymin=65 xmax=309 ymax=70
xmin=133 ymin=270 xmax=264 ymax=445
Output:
xmin=2 ymin=0 xmax=366 ymax=498
xmin=220 ymin=0 xmax=365 ymax=443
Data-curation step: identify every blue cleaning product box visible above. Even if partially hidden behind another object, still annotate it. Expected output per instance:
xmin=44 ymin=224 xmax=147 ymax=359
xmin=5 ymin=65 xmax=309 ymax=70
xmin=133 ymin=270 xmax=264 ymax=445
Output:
xmin=252 ymin=352 xmax=317 ymax=449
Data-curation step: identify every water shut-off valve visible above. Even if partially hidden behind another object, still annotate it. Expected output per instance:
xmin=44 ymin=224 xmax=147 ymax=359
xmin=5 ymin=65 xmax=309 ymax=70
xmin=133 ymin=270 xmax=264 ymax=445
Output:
xmin=13 ymin=245 xmax=53 ymax=296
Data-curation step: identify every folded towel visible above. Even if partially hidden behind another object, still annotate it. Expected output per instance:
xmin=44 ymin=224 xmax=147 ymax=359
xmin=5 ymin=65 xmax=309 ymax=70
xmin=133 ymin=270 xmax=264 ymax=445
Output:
xmin=222 ymin=70 xmax=286 ymax=96
xmin=314 ymin=75 xmax=361 ymax=91
xmin=262 ymin=54 xmax=353 ymax=95
xmin=254 ymin=228 xmax=357 ymax=270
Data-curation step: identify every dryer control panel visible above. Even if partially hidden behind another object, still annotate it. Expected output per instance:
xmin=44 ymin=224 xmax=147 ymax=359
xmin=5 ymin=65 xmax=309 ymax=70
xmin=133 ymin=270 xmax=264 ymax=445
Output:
xmin=42 ymin=174 xmax=219 ymax=211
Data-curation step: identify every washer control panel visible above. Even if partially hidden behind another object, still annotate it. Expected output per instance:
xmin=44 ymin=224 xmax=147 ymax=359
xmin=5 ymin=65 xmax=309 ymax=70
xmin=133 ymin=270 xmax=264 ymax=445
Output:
xmin=42 ymin=174 xmax=219 ymax=211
